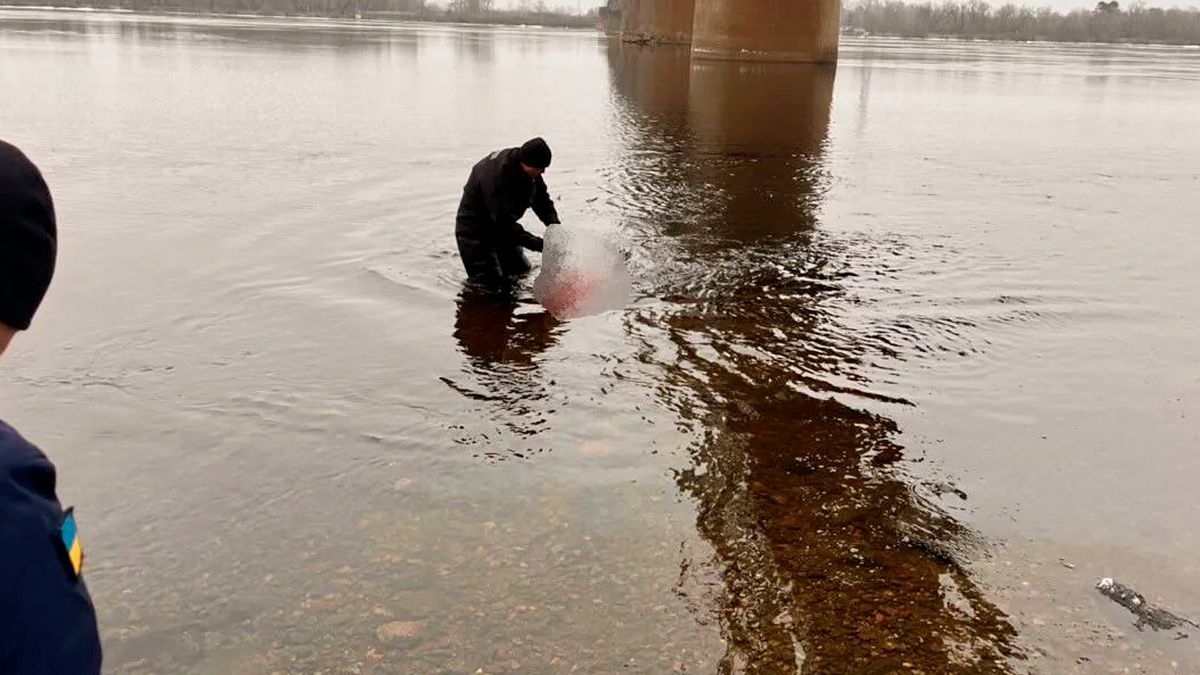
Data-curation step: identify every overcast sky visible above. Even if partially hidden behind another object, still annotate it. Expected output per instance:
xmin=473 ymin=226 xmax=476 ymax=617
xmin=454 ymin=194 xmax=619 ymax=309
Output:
xmin=431 ymin=0 xmax=1194 ymax=15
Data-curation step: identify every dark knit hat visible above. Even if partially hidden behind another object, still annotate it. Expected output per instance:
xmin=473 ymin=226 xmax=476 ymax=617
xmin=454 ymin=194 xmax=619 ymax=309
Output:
xmin=518 ymin=137 xmax=552 ymax=170
xmin=0 ymin=140 xmax=57 ymax=331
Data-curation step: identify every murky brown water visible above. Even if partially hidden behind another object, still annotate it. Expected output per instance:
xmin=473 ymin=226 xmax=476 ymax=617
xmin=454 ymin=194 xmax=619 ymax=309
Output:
xmin=2 ymin=9 xmax=1199 ymax=674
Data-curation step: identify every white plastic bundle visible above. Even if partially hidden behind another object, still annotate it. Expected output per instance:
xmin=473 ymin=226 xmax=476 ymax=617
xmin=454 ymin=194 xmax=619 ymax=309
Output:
xmin=533 ymin=224 xmax=631 ymax=319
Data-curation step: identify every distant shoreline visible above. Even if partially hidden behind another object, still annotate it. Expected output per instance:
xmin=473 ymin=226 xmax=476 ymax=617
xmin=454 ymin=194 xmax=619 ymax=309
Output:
xmin=840 ymin=26 xmax=1200 ymax=47
xmin=0 ymin=2 xmax=598 ymax=29
xmin=841 ymin=0 xmax=1200 ymax=47
xmin=4 ymin=2 xmax=1199 ymax=47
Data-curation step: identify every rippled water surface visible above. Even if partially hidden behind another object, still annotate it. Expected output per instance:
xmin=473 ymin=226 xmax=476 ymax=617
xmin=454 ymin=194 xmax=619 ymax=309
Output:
xmin=2 ymin=10 xmax=1199 ymax=673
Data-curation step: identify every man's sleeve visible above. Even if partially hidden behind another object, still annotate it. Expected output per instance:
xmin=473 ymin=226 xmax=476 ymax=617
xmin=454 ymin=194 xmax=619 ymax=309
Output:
xmin=532 ymin=178 xmax=560 ymax=227
xmin=0 ymin=445 xmax=102 ymax=675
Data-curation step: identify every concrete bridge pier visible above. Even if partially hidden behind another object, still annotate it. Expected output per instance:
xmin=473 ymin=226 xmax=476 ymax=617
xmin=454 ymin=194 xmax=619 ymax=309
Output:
xmin=598 ymin=5 xmax=621 ymax=36
xmin=618 ymin=0 xmax=695 ymax=45
xmin=691 ymin=0 xmax=841 ymax=64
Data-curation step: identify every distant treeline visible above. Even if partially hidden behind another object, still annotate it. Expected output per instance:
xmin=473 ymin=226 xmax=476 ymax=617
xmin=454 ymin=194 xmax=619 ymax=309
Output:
xmin=0 ymin=0 xmax=594 ymax=26
xmin=842 ymin=0 xmax=1200 ymax=44
xmin=1 ymin=0 xmax=424 ymax=15
xmin=11 ymin=0 xmax=1199 ymax=43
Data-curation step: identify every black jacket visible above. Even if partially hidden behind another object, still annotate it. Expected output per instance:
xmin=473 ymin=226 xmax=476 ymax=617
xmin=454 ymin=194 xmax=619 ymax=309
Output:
xmin=0 ymin=420 xmax=102 ymax=674
xmin=455 ymin=147 xmax=560 ymax=253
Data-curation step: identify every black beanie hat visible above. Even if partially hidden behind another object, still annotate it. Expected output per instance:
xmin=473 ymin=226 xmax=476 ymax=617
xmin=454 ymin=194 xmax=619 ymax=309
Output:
xmin=518 ymin=137 xmax=552 ymax=170
xmin=0 ymin=140 xmax=57 ymax=331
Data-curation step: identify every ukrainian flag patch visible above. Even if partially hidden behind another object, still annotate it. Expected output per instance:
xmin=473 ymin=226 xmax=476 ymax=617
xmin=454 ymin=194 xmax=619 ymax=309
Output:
xmin=59 ymin=507 xmax=84 ymax=579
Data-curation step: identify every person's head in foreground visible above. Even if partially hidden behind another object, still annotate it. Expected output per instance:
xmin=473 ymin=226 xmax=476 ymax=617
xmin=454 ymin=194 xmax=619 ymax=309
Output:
xmin=0 ymin=139 xmax=57 ymax=358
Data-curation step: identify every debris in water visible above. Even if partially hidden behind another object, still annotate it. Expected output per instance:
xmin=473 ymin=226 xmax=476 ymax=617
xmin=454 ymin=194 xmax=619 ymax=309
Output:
xmin=1096 ymin=577 xmax=1198 ymax=635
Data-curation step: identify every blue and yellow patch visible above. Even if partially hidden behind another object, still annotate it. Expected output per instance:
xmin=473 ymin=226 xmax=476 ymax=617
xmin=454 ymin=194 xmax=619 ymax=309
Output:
xmin=59 ymin=508 xmax=84 ymax=579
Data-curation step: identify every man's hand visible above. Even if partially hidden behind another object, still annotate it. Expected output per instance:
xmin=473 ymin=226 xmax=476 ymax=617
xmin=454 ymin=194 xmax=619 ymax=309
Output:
xmin=521 ymin=232 xmax=544 ymax=252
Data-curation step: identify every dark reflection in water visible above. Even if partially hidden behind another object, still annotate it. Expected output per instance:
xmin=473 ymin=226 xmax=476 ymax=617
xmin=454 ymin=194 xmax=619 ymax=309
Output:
xmin=455 ymin=28 xmax=496 ymax=62
xmin=444 ymin=289 xmax=562 ymax=453
xmin=607 ymin=45 xmax=1023 ymax=673
xmin=453 ymin=289 xmax=559 ymax=368
xmin=685 ymin=60 xmax=830 ymax=243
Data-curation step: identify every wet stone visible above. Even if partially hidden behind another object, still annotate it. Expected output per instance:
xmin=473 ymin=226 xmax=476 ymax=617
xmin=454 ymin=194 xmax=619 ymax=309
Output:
xmin=376 ymin=621 xmax=425 ymax=644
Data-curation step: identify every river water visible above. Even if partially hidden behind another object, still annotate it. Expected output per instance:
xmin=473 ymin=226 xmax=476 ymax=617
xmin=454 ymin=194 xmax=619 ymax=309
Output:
xmin=2 ymin=9 xmax=1198 ymax=674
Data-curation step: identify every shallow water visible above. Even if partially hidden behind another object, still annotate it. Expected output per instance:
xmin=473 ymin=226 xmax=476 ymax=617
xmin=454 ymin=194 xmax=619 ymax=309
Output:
xmin=1 ymin=10 xmax=1199 ymax=673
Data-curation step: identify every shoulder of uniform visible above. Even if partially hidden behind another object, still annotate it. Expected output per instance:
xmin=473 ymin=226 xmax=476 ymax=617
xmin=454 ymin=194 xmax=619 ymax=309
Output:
xmin=0 ymin=420 xmax=40 ymax=460
xmin=0 ymin=420 xmax=55 ymax=488
xmin=0 ymin=423 xmax=60 ymax=567
xmin=491 ymin=147 xmax=519 ymax=163
xmin=475 ymin=148 xmax=510 ymax=171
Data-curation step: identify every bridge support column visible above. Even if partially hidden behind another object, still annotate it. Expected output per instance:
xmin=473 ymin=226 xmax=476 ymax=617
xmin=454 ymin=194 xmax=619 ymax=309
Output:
xmin=619 ymin=0 xmax=695 ymax=45
xmin=598 ymin=6 xmax=621 ymax=36
xmin=691 ymin=0 xmax=841 ymax=63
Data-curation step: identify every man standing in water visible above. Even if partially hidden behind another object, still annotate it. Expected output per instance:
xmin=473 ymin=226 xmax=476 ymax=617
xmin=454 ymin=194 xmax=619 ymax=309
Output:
xmin=456 ymin=137 xmax=560 ymax=289
xmin=0 ymin=140 xmax=103 ymax=674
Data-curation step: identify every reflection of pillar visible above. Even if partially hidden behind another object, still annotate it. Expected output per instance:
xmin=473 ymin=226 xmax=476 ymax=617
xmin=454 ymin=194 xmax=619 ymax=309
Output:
xmin=686 ymin=62 xmax=835 ymax=243
xmin=607 ymin=43 xmax=1021 ymax=674
xmin=603 ymin=41 xmax=696 ymax=232
xmin=692 ymin=0 xmax=841 ymax=64
xmin=607 ymin=41 xmax=692 ymax=123
xmin=620 ymin=0 xmax=696 ymax=45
